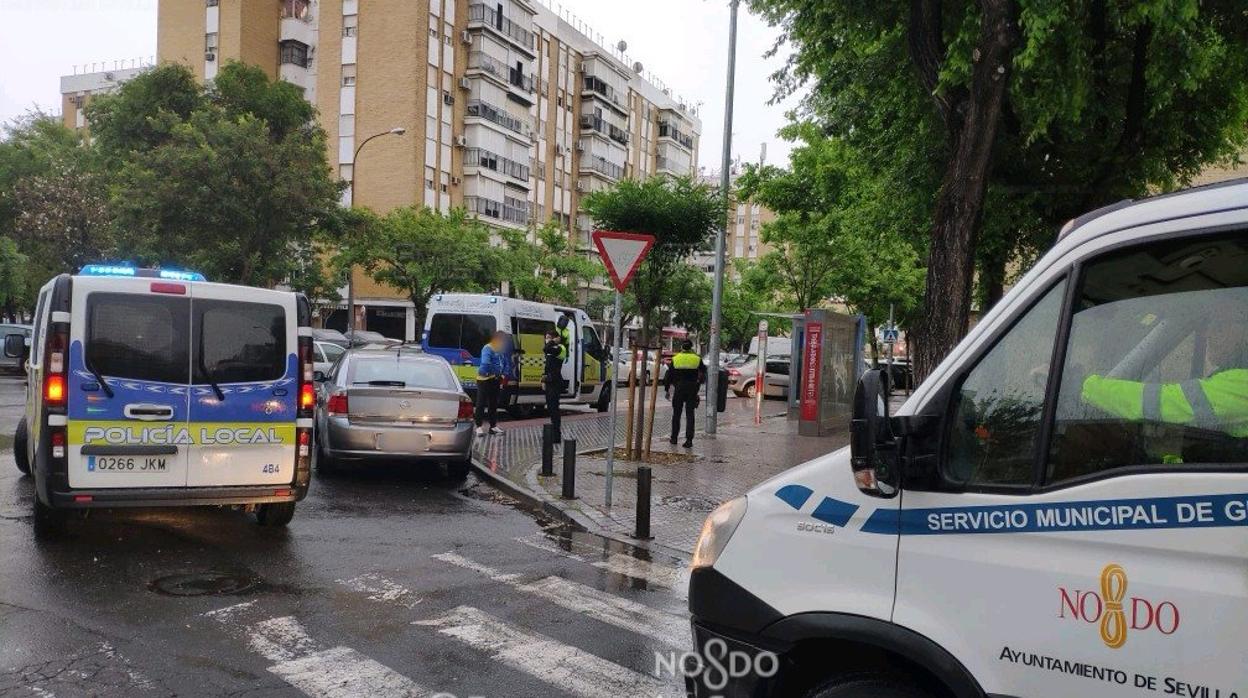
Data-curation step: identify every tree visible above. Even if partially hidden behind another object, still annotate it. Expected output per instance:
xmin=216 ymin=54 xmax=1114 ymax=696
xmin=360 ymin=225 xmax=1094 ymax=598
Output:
xmin=501 ymin=222 xmax=602 ymax=304
xmin=748 ymin=0 xmax=1248 ymax=381
xmin=347 ymin=206 xmax=502 ymax=330
xmin=721 ymin=264 xmax=769 ymax=352
xmin=89 ymin=62 xmax=340 ymax=286
xmin=12 ymin=148 xmax=114 ymax=275
xmin=581 ymin=176 xmax=726 ymax=346
xmin=0 ymin=237 xmax=29 ymax=321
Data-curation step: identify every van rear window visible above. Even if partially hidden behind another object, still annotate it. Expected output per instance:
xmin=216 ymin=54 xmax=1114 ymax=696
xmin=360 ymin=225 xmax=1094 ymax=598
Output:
xmin=428 ymin=313 xmax=496 ymax=358
xmin=195 ymin=300 xmax=286 ymax=384
xmin=87 ymin=293 xmax=190 ymax=384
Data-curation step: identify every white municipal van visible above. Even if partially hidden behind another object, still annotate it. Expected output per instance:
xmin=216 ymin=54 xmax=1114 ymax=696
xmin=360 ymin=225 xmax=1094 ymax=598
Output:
xmin=421 ymin=293 xmax=613 ymax=415
xmin=687 ymin=180 xmax=1248 ymax=698
xmin=11 ymin=266 xmax=316 ymax=529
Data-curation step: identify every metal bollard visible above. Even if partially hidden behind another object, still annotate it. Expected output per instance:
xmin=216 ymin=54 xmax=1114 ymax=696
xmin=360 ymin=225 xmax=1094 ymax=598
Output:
xmin=635 ymin=466 xmax=652 ymax=540
xmin=540 ymin=423 xmax=554 ymax=476
xmin=561 ymin=438 xmax=577 ymax=499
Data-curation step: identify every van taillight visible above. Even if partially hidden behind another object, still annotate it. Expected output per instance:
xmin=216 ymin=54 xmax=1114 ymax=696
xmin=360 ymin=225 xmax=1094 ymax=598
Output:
xmin=327 ymin=393 xmax=348 ymax=415
xmin=44 ymin=321 xmax=69 ymax=411
xmin=45 ymin=374 xmax=66 ymax=404
xmin=297 ymin=333 xmax=313 ymax=418
xmin=50 ymin=429 xmax=66 ymax=459
xmin=297 ymin=429 xmax=311 ymax=457
xmin=457 ymin=399 xmax=474 ymax=420
xmin=300 ymin=383 xmax=315 ymax=410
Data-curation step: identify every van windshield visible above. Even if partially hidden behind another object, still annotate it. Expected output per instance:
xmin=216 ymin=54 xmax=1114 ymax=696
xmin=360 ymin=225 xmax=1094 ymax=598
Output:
xmin=86 ymin=293 xmax=190 ymax=384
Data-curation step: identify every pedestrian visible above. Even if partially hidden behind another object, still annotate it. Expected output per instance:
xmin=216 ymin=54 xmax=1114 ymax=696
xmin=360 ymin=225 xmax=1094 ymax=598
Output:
xmin=542 ymin=329 xmax=565 ymax=443
xmin=665 ymin=340 xmax=707 ymax=448
xmin=475 ymin=331 xmax=507 ymax=436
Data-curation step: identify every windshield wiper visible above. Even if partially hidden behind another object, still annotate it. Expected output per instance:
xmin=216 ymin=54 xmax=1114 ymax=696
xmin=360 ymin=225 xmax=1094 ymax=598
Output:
xmin=196 ymin=323 xmax=225 ymax=401
xmin=85 ymin=358 xmax=114 ymax=398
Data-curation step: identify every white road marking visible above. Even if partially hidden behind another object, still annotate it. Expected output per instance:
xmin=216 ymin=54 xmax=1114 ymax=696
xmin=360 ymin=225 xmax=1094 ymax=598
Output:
xmin=515 ymin=534 xmax=690 ymax=593
xmin=204 ymin=606 xmax=430 ymax=698
xmin=27 ymin=687 xmax=56 ymax=698
xmin=414 ymin=605 xmax=669 ymax=698
xmin=336 ymin=573 xmax=423 ymax=609
xmin=431 ymin=552 xmax=687 ymax=645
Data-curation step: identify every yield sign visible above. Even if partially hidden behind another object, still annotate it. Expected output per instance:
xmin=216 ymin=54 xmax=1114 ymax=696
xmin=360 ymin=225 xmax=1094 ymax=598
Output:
xmin=592 ymin=230 xmax=655 ymax=292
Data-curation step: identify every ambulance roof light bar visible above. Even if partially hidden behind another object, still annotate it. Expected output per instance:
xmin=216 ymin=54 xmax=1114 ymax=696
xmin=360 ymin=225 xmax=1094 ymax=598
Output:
xmin=79 ymin=265 xmax=206 ymax=282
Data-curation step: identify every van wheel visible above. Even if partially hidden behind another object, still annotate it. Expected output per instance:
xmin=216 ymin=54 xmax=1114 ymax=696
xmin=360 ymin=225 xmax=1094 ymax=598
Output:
xmin=13 ymin=417 xmax=30 ymax=475
xmin=595 ymin=385 xmax=611 ymax=412
xmin=446 ymin=458 xmax=471 ymax=481
xmin=256 ymin=502 xmax=296 ymax=527
xmin=806 ymin=674 xmax=932 ymax=698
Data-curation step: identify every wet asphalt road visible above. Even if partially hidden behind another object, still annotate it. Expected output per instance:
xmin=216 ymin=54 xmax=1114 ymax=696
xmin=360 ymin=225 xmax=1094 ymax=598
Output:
xmin=0 ymin=374 xmax=693 ymax=698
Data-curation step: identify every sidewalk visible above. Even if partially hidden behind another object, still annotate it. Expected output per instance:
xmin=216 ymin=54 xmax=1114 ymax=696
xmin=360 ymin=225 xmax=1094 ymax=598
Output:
xmin=470 ymin=397 xmax=852 ymax=558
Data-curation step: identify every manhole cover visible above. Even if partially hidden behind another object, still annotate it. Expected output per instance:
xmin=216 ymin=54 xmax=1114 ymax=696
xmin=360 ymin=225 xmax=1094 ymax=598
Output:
xmin=659 ymin=495 xmax=720 ymax=513
xmin=149 ymin=571 xmax=258 ymax=597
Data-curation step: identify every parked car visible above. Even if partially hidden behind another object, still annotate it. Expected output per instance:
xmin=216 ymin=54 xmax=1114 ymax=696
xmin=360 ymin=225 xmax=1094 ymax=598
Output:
xmin=727 ymin=357 xmax=791 ymax=399
xmin=349 ymin=330 xmax=401 ymax=347
xmin=312 ymin=327 xmax=350 ymax=348
xmin=614 ymin=348 xmax=667 ymax=386
xmin=313 ymin=349 xmax=474 ymax=479
xmin=313 ymin=340 xmax=347 ymax=376
xmin=0 ymin=324 xmax=30 ymax=373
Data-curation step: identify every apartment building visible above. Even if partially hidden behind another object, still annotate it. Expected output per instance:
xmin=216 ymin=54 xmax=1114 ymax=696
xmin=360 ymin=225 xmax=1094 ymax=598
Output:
xmin=78 ymin=0 xmax=699 ymax=337
xmin=59 ymin=63 xmax=149 ymax=132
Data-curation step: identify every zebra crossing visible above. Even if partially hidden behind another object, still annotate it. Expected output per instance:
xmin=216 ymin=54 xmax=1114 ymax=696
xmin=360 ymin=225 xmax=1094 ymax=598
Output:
xmin=194 ymin=533 xmax=692 ymax=698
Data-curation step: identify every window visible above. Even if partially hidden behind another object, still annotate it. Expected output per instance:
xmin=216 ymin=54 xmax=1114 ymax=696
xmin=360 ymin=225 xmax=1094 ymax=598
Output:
xmin=195 ymin=300 xmax=286 ymax=384
xmin=766 ymin=360 xmax=790 ymax=376
xmin=341 ymin=64 xmax=356 ymax=87
xmin=1048 ymin=233 xmax=1248 ymax=482
xmin=347 ymin=358 xmax=455 ymax=390
xmin=280 ymin=40 xmax=310 ymax=68
xmin=281 ymin=0 xmax=311 ymax=20
xmin=343 ymin=15 xmax=358 ymax=37
xmin=427 ymin=313 xmax=496 ymax=357
xmin=206 ymin=0 xmax=219 ymax=7
xmin=205 ymin=32 xmax=219 ymax=52
xmin=583 ymin=326 xmax=604 ymax=359
xmin=320 ymin=342 xmax=346 ymax=364
xmin=86 ymin=294 xmax=190 ymax=384
xmin=945 ymin=280 xmax=1068 ymax=487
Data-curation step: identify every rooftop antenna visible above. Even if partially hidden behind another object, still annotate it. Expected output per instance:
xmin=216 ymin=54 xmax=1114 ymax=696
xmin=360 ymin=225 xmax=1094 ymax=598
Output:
xmin=760 ymin=142 xmax=767 ymax=167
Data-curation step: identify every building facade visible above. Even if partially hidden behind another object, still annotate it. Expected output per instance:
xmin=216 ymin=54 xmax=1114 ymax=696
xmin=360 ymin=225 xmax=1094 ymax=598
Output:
xmin=79 ymin=0 xmax=700 ymax=338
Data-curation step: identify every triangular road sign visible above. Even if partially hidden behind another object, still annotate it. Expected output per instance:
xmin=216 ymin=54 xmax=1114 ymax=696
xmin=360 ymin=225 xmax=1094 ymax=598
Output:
xmin=592 ymin=230 xmax=655 ymax=292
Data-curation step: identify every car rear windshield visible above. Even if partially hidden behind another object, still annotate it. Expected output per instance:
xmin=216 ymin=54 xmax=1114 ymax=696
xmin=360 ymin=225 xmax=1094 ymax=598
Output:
xmin=195 ymin=300 xmax=286 ymax=384
xmin=86 ymin=293 xmax=190 ymax=384
xmin=347 ymin=358 xmax=455 ymax=390
xmin=427 ymin=313 xmax=496 ymax=357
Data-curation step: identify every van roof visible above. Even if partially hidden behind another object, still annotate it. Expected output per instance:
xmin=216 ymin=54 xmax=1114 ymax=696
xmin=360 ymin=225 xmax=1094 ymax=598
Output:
xmin=1059 ymin=176 xmax=1248 ymax=245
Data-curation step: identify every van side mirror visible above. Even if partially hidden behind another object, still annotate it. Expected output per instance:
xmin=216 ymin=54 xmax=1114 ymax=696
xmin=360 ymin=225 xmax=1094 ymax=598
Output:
xmin=851 ymin=369 xmax=900 ymax=498
xmin=3 ymin=334 xmax=24 ymax=359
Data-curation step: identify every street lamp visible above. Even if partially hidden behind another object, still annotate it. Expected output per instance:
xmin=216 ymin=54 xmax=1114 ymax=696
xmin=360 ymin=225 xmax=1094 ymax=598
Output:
xmin=705 ymin=0 xmax=739 ymax=434
xmin=345 ymin=126 xmax=406 ymax=343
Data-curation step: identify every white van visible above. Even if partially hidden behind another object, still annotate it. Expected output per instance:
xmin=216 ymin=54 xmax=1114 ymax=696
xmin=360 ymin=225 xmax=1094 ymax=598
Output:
xmin=687 ymin=180 xmax=1248 ymax=697
xmin=12 ymin=266 xmax=315 ymax=528
xmin=421 ymin=293 xmax=612 ymax=415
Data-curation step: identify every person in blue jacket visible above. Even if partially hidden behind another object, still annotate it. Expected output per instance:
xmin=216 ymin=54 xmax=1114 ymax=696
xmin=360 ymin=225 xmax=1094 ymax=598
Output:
xmin=475 ymin=331 xmax=508 ymax=436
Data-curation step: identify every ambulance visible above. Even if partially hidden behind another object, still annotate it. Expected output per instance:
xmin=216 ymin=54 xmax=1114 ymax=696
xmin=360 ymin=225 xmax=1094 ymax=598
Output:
xmin=421 ymin=293 xmax=613 ymax=415
xmin=12 ymin=266 xmax=315 ymax=529
xmin=687 ymin=179 xmax=1248 ymax=697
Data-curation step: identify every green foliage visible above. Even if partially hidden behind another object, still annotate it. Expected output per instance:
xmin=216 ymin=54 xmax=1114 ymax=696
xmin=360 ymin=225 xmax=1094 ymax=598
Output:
xmin=501 ymin=222 xmax=603 ymax=304
xmin=720 ymin=262 xmax=770 ymax=351
xmin=0 ymin=237 xmax=29 ymax=316
xmin=581 ymin=176 xmax=726 ymax=343
xmin=86 ymin=63 xmax=202 ymax=157
xmin=347 ymin=206 xmax=502 ymax=327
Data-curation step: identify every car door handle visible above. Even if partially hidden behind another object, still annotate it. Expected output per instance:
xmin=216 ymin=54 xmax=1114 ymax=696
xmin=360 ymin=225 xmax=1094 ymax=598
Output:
xmin=124 ymin=404 xmax=175 ymax=421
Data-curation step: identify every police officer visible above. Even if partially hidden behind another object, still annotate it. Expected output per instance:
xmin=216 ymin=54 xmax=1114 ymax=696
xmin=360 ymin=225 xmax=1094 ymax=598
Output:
xmin=665 ymin=340 xmax=706 ymax=448
xmin=542 ymin=329 xmax=565 ymax=443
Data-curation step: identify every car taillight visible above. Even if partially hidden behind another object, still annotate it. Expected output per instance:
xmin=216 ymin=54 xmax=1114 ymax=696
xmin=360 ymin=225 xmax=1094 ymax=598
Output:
xmin=457 ymin=399 xmax=474 ymax=420
xmin=728 ymin=368 xmax=740 ymax=376
xmin=327 ymin=393 xmax=348 ymax=415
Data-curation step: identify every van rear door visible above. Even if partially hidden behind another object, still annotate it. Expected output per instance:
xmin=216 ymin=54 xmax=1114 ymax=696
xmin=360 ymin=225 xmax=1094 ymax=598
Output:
xmin=68 ymin=278 xmax=192 ymax=489
xmin=186 ymin=284 xmax=297 ymax=487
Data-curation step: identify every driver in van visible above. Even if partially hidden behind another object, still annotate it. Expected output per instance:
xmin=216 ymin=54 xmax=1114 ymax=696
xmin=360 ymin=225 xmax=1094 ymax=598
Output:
xmin=1081 ymin=318 xmax=1248 ymax=437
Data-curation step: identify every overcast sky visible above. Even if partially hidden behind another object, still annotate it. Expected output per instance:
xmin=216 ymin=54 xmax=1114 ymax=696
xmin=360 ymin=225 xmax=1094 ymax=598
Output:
xmin=0 ymin=0 xmax=801 ymax=171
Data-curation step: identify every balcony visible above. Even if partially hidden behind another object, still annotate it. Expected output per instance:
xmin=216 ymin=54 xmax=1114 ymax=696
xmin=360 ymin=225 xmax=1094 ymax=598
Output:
xmin=579 ymin=154 xmax=624 ymax=181
xmin=658 ymin=121 xmax=694 ymax=150
xmin=467 ymin=52 xmax=536 ymax=97
xmin=579 ymin=115 xmax=629 ymax=146
xmin=465 ymin=195 xmax=530 ymax=226
xmin=581 ymin=75 xmax=626 ymax=113
xmin=657 ymin=155 xmax=689 ymax=175
xmin=464 ymin=147 xmax=531 ymax=184
xmin=467 ymin=3 xmax=536 ymax=55
xmin=466 ymin=100 xmax=532 ymax=139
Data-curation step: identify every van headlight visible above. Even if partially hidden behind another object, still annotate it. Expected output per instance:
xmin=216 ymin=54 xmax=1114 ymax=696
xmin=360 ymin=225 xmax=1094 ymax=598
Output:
xmin=692 ymin=496 xmax=747 ymax=570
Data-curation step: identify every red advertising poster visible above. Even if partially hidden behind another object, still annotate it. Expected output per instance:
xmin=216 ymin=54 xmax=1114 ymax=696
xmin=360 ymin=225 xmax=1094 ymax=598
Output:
xmin=800 ymin=322 xmax=823 ymax=421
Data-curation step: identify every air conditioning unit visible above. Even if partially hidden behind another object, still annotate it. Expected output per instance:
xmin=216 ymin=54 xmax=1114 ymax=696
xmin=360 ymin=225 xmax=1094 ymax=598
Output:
xmin=454 ymin=135 xmax=467 ymax=147
xmin=575 ymin=142 xmax=585 ymax=153
xmin=461 ymin=30 xmax=472 ymax=45
xmin=442 ymin=92 xmax=455 ymax=106
xmin=205 ymin=52 xmax=217 ymax=62
xmin=458 ymin=77 xmax=471 ymax=90
xmin=451 ymin=176 xmax=462 ymax=185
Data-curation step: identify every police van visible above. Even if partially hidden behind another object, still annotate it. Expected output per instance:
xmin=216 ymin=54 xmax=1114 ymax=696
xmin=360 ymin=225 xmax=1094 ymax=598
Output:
xmin=422 ymin=293 xmax=612 ymax=414
xmin=11 ymin=266 xmax=316 ymax=528
xmin=688 ymin=180 xmax=1248 ymax=697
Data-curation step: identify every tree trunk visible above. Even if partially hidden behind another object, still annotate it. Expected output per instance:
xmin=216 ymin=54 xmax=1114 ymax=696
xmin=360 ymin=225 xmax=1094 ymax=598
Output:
xmin=912 ymin=0 xmax=1019 ymax=384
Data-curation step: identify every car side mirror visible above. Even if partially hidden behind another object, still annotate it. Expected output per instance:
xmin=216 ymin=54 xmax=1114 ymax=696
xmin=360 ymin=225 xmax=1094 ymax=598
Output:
xmin=851 ymin=369 xmax=900 ymax=498
xmin=313 ymin=370 xmax=327 ymax=382
xmin=3 ymin=334 xmax=24 ymax=359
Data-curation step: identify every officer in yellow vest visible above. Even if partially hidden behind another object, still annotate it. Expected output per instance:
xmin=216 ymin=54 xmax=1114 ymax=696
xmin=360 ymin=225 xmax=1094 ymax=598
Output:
xmin=1082 ymin=324 xmax=1248 ymax=439
xmin=665 ymin=340 xmax=707 ymax=448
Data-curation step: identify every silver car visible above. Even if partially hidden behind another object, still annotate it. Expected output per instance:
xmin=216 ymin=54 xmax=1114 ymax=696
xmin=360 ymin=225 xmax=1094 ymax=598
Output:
xmin=313 ymin=350 xmax=475 ymax=478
